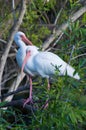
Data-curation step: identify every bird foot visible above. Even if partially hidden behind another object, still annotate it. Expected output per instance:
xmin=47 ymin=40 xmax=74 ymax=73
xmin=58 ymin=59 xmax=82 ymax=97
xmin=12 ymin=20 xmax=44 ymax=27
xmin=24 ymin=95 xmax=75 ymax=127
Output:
xmin=23 ymin=98 xmax=33 ymax=108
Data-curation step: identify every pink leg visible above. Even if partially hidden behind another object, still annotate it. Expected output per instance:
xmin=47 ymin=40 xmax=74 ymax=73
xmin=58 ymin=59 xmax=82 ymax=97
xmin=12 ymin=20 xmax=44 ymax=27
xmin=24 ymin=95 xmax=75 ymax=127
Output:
xmin=23 ymin=76 xmax=33 ymax=107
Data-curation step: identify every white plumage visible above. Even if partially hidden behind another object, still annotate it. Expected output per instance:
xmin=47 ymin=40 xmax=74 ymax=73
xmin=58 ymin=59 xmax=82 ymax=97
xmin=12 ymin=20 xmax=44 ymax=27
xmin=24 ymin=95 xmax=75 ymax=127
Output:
xmin=25 ymin=46 xmax=80 ymax=80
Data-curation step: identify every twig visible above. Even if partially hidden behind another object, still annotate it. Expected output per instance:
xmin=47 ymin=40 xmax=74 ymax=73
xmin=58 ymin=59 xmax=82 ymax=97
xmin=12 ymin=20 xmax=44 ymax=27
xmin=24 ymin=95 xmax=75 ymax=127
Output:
xmin=68 ymin=45 xmax=75 ymax=64
xmin=52 ymin=32 xmax=64 ymax=47
xmin=0 ymin=85 xmax=29 ymax=100
xmin=0 ymin=39 xmax=7 ymax=44
xmin=12 ymin=0 xmax=16 ymax=24
xmin=43 ymin=12 xmax=50 ymax=24
xmin=72 ymin=53 xmax=86 ymax=60
xmin=42 ymin=5 xmax=86 ymax=50
xmin=53 ymin=0 xmax=68 ymax=33
xmin=46 ymin=33 xmax=64 ymax=51
xmin=0 ymin=38 xmax=17 ymax=50
xmin=1 ymin=73 xmax=17 ymax=86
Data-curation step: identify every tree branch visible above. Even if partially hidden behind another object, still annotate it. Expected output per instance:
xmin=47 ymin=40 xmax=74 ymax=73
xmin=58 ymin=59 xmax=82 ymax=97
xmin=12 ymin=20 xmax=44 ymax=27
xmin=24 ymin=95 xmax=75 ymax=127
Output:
xmin=0 ymin=99 xmax=36 ymax=112
xmin=0 ymin=0 xmax=27 ymax=102
xmin=4 ymin=72 xmax=25 ymax=102
xmin=0 ymin=81 xmax=28 ymax=101
xmin=42 ymin=5 xmax=86 ymax=50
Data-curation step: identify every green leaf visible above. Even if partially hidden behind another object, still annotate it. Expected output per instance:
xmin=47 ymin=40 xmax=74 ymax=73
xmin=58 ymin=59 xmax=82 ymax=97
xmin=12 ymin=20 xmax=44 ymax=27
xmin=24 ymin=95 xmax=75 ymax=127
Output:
xmin=69 ymin=110 xmax=77 ymax=124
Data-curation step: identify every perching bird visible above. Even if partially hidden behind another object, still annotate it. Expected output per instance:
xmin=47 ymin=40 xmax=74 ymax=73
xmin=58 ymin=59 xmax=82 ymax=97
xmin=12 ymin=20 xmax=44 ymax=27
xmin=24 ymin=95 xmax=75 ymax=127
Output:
xmin=14 ymin=31 xmax=80 ymax=107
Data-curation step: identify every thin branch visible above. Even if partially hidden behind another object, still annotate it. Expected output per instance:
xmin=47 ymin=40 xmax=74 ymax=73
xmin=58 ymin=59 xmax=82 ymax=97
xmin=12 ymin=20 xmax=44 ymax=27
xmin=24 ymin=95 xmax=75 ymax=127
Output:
xmin=52 ymin=32 xmax=64 ymax=47
xmin=72 ymin=53 xmax=86 ymax=60
xmin=12 ymin=0 xmax=16 ymax=24
xmin=1 ymin=73 xmax=17 ymax=86
xmin=43 ymin=12 xmax=51 ymax=24
xmin=0 ymin=39 xmax=17 ymax=50
xmin=0 ymin=85 xmax=29 ymax=100
xmin=68 ymin=45 xmax=75 ymax=64
xmin=53 ymin=0 xmax=68 ymax=33
xmin=42 ymin=5 xmax=86 ymax=50
xmin=46 ymin=33 xmax=64 ymax=51
xmin=0 ymin=39 xmax=7 ymax=44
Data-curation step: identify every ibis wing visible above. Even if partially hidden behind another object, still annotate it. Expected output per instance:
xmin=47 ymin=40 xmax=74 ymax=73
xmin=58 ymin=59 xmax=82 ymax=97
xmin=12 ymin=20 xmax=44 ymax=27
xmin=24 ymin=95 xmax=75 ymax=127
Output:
xmin=34 ymin=51 xmax=80 ymax=80
xmin=33 ymin=52 xmax=67 ymax=78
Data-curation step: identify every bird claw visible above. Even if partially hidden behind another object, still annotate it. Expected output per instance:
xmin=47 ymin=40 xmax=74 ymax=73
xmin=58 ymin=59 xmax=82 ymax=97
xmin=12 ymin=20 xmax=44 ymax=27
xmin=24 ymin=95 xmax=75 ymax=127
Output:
xmin=23 ymin=98 xmax=33 ymax=108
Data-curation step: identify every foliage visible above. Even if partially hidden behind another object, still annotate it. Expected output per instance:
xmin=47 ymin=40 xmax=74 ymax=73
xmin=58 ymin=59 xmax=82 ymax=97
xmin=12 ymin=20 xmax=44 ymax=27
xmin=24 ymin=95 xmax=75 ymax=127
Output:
xmin=0 ymin=0 xmax=86 ymax=130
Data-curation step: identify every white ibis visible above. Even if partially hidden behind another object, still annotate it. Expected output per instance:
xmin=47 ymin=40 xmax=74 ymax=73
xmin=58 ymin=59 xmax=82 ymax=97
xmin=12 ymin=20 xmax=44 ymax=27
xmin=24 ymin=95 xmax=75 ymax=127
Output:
xmin=14 ymin=31 xmax=80 ymax=107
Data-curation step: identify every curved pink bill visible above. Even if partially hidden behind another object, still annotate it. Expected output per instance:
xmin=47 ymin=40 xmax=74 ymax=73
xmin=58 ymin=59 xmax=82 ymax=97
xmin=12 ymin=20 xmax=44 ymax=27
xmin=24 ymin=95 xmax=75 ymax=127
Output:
xmin=21 ymin=51 xmax=31 ymax=75
xmin=21 ymin=35 xmax=33 ymax=45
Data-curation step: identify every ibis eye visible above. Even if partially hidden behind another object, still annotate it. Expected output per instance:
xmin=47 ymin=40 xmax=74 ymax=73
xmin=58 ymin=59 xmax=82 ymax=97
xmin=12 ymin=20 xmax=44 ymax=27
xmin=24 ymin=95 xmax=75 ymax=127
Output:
xmin=20 ymin=35 xmax=26 ymax=41
xmin=20 ymin=35 xmax=23 ymax=39
xmin=20 ymin=35 xmax=22 ymax=40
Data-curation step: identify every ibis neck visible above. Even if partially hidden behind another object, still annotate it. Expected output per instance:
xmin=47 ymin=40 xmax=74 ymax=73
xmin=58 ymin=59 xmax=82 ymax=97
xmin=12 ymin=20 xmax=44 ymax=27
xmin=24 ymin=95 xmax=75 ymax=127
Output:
xmin=16 ymin=40 xmax=26 ymax=48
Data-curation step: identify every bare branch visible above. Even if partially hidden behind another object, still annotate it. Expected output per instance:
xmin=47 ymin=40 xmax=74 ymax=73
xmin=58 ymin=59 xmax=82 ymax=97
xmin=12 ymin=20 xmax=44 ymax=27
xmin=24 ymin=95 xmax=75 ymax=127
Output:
xmin=42 ymin=5 xmax=86 ymax=50
xmin=12 ymin=0 xmax=16 ymax=23
xmin=53 ymin=0 xmax=68 ymax=33
xmin=0 ymin=85 xmax=29 ymax=100
xmin=4 ymin=72 xmax=25 ymax=102
xmin=72 ymin=53 xmax=86 ymax=60
xmin=0 ymin=39 xmax=7 ymax=44
xmin=0 ymin=0 xmax=27 ymax=102
xmin=68 ymin=45 xmax=75 ymax=64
